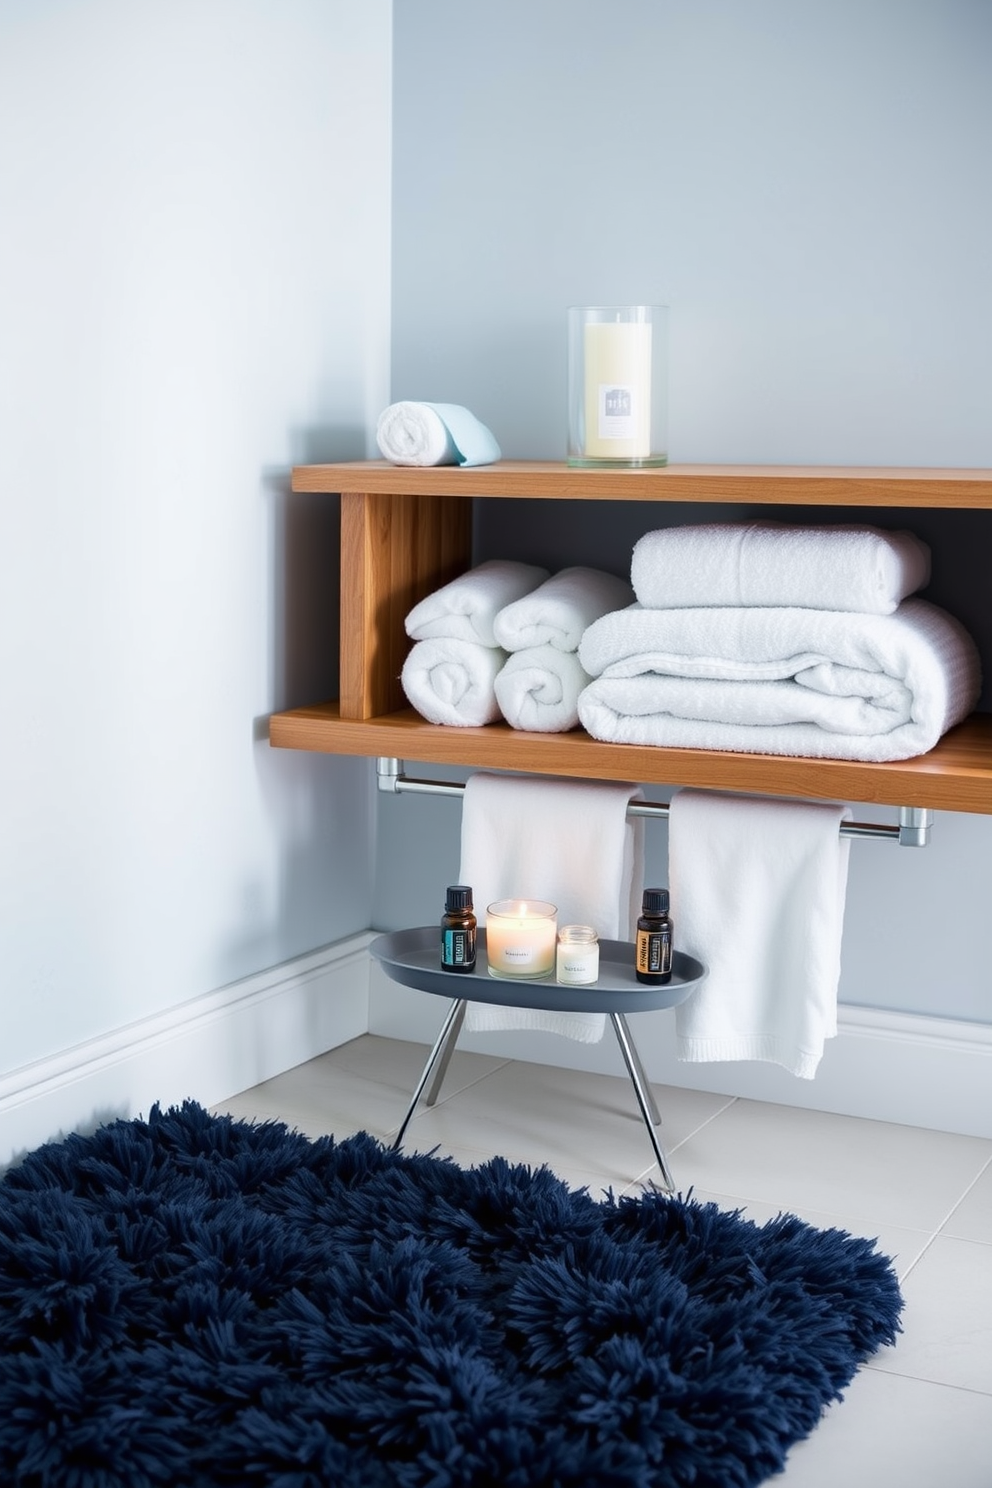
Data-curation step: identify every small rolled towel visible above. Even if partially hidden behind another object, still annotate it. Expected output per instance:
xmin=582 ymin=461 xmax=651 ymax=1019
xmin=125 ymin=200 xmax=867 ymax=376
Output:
xmin=494 ymin=646 xmax=591 ymax=732
xmin=492 ymin=566 xmax=635 ymax=653
xmin=405 ymin=560 xmax=550 ymax=648
xmin=401 ymin=639 xmax=506 ymax=726
xmin=631 ymin=522 xmax=931 ymax=614
xmin=376 ymin=401 xmax=502 ymax=467
xmin=577 ymin=598 xmax=980 ymax=762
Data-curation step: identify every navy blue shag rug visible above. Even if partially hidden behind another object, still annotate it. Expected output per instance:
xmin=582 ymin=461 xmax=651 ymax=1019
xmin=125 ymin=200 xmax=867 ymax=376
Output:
xmin=0 ymin=1102 xmax=902 ymax=1488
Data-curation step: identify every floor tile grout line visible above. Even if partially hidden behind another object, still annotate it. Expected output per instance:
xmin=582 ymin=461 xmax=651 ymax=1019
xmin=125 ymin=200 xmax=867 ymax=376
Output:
xmin=416 ymin=1053 xmax=516 ymax=1107
xmin=394 ymin=1050 xmax=729 ymax=1136
xmin=865 ymin=1359 xmax=992 ymax=1398
xmin=931 ymin=1148 xmax=992 ymax=1239
xmin=665 ymin=1092 xmax=741 ymax=1154
xmin=895 ymin=1148 xmax=992 ymax=1280
xmin=340 ymin=1048 xmax=761 ymax=1169
xmin=318 ymin=1046 xmax=519 ymax=1133
xmin=323 ymin=1036 xmax=515 ymax=1101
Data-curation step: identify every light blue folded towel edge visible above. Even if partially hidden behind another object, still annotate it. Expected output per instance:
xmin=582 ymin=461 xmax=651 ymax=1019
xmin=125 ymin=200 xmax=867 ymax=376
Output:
xmin=424 ymin=402 xmax=502 ymax=467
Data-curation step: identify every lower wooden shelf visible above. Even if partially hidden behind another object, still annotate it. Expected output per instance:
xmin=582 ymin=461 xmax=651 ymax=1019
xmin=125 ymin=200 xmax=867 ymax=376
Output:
xmin=268 ymin=703 xmax=992 ymax=815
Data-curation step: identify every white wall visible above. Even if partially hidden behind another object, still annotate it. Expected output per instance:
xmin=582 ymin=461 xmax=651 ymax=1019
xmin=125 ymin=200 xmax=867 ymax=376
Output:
xmin=0 ymin=4 xmax=391 ymax=1083
xmin=383 ymin=0 xmax=992 ymax=1035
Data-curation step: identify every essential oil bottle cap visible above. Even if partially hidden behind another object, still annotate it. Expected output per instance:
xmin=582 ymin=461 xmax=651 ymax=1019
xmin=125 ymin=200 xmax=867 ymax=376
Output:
xmin=445 ymin=885 xmax=474 ymax=912
xmin=642 ymin=887 xmax=669 ymax=916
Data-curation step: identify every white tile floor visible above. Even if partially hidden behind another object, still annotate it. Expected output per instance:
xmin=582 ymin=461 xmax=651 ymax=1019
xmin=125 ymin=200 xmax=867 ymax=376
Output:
xmin=214 ymin=1034 xmax=992 ymax=1488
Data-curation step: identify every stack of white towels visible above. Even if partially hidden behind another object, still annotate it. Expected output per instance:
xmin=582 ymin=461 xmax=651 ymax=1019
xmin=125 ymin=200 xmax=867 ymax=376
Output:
xmin=402 ymin=562 xmax=633 ymax=731
xmin=577 ymin=522 xmax=982 ymax=762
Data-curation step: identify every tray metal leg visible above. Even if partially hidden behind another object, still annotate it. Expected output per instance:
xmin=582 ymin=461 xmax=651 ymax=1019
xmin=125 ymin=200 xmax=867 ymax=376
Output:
xmin=424 ymin=998 xmax=467 ymax=1106
xmin=392 ymin=997 xmax=467 ymax=1151
xmin=609 ymin=1012 xmax=675 ymax=1192
xmin=612 ymin=1013 xmax=661 ymax=1125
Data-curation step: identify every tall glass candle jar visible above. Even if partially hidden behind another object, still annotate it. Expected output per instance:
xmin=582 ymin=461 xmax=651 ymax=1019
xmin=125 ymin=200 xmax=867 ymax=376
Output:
xmin=485 ymin=900 xmax=557 ymax=979
xmin=556 ymin=925 xmax=599 ymax=986
xmin=567 ymin=305 xmax=668 ymax=467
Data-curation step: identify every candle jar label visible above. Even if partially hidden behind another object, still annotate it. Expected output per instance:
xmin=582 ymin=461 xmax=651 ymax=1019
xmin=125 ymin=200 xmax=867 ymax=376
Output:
xmin=597 ymin=382 xmax=640 ymax=443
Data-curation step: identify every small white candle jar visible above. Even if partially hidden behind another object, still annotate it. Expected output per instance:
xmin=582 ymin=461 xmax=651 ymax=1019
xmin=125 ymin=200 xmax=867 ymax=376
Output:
xmin=556 ymin=924 xmax=600 ymax=986
xmin=567 ymin=305 xmax=668 ymax=468
xmin=486 ymin=900 xmax=557 ymax=979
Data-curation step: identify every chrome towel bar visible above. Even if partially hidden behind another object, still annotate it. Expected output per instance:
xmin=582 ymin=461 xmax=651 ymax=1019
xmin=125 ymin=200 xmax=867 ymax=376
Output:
xmin=374 ymin=757 xmax=933 ymax=847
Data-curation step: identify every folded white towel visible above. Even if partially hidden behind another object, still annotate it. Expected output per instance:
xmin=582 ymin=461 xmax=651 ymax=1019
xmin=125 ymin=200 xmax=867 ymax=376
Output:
xmin=401 ymin=638 xmax=506 ymax=726
xmin=669 ymin=789 xmax=852 ymax=1078
xmin=492 ymin=566 xmax=635 ymax=653
xmin=577 ymin=598 xmax=980 ymax=761
xmin=494 ymin=646 xmax=590 ymax=732
xmin=405 ymin=560 xmax=550 ymax=648
xmin=376 ymin=401 xmax=502 ymax=467
xmin=459 ymin=772 xmax=645 ymax=1042
xmin=631 ymin=522 xmax=932 ymax=614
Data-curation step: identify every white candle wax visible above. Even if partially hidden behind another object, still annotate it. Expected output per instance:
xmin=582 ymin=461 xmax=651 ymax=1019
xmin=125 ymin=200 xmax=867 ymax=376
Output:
xmin=583 ymin=319 xmax=652 ymax=459
xmin=486 ymin=900 xmax=557 ymax=979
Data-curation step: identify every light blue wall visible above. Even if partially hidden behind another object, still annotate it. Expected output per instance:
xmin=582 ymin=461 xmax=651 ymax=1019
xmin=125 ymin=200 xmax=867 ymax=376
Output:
xmin=381 ymin=0 xmax=992 ymax=1025
xmin=391 ymin=0 xmax=991 ymax=466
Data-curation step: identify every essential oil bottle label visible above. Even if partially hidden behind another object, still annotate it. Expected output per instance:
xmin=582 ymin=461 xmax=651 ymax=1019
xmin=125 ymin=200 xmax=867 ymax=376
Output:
xmin=637 ymin=928 xmax=672 ymax=976
xmin=442 ymin=928 xmax=475 ymax=967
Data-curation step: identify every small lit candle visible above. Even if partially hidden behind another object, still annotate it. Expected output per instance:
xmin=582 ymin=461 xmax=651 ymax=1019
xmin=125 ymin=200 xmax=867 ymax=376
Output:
xmin=486 ymin=899 xmax=557 ymax=979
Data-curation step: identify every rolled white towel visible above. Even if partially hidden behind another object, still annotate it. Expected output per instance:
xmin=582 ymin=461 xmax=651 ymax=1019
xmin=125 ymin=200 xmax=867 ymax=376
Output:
xmin=401 ymin=638 xmax=506 ymax=726
xmin=405 ymin=560 xmax=550 ymax=648
xmin=631 ymin=521 xmax=931 ymax=614
xmin=492 ymin=566 xmax=635 ymax=653
xmin=376 ymin=401 xmax=502 ymax=467
xmin=577 ymin=598 xmax=980 ymax=761
xmin=494 ymin=646 xmax=591 ymax=732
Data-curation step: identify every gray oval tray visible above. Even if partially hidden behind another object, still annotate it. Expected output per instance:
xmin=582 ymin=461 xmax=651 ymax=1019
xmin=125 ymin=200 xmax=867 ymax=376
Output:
xmin=370 ymin=927 xmax=705 ymax=1013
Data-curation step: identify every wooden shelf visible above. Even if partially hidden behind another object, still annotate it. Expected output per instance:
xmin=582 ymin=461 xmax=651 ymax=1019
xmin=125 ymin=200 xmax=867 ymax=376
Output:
xmin=271 ymin=460 xmax=992 ymax=816
xmin=292 ymin=459 xmax=992 ymax=508
xmin=269 ymin=703 xmax=992 ymax=816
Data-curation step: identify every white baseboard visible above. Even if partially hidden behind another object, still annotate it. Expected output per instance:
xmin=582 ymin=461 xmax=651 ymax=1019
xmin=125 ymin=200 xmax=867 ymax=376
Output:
xmin=368 ymin=958 xmax=992 ymax=1139
xmin=5 ymin=937 xmax=987 ymax=1174
xmin=0 ymin=932 xmax=374 ymax=1171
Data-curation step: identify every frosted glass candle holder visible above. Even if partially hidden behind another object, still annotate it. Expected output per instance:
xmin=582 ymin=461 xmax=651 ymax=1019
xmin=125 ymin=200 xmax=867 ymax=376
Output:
xmin=567 ymin=305 xmax=668 ymax=467
xmin=486 ymin=900 xmax=558 ymax=979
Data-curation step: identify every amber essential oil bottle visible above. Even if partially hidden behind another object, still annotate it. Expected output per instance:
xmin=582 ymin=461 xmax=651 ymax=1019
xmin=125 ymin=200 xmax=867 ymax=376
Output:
xmin=636 ymin=887 xmax=673 ymax=984
xmin=440 ymin=885 xmax=477 ymax=972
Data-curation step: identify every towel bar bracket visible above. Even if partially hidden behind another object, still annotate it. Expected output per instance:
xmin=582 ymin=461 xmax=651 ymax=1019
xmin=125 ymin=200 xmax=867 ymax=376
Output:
xmin=897 ymin=806 xmax=933 ymax=847
xmin=374 ymin=758 xmax=932 ymax=847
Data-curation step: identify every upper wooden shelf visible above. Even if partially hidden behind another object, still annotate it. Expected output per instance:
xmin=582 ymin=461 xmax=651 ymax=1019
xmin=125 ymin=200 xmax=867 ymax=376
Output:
xmin=291 ymin=459 xmax=992 ymax=508
xmin=270 ymin=460 xmax=992 ymax=815
xmin=270 ymin=704 xmax=992 ymax=816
